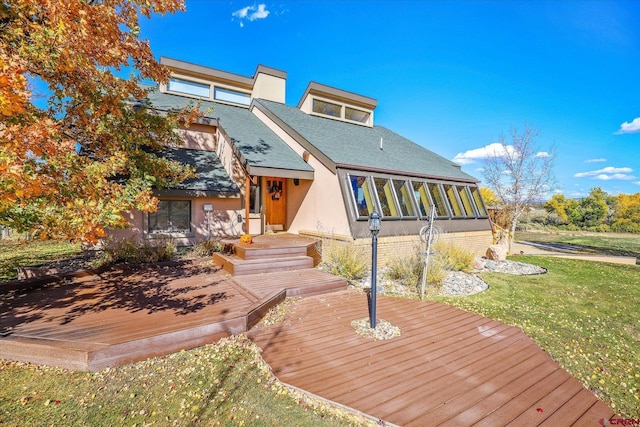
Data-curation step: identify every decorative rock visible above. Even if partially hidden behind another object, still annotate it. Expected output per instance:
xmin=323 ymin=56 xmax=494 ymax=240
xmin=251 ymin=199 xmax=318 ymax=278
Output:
xmin=486 ymin=244 xmax=507 ymax=261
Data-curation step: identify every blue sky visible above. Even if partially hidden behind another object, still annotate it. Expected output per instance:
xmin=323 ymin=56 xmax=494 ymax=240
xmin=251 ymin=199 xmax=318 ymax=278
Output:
xmin=138 ymin=0 xmax=640 ymax=198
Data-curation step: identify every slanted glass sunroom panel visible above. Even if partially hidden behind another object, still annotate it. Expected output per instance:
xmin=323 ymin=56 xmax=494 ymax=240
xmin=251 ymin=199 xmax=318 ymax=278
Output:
xmin=373 ymin=177 xmax=399 ymax=217
xmin=412 ymin=181 xmax=430 ymax=218
xmin=470 ymin=186 xmax=489 ymax=217
xmin=349 ymin=175 xmax=376 ymax=218
xmin=457 ymin=185 xmax=476 ymax=217
xmin=426 ymin=182 xmax=450 ymax=218
xmin=393 ymin=180 xmax=417 ymax=217
xmin=443 ymin=184 xmax=465 ymax=217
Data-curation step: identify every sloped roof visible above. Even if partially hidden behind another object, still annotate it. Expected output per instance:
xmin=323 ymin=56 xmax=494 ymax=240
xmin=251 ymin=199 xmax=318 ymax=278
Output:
xmin=160 ymin=147 xmax=239 ymax=194
xmin=254 ymin=99 xmax=478 ymax=183
xmin=143 ymin=86 xmax=313 ymax=176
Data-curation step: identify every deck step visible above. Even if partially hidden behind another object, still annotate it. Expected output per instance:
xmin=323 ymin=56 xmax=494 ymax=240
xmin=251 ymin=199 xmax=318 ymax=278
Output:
xmin=233 ymin=245 xmax=309 ymax=260
xmin=213 ymin=253 xmax=314 ymax=276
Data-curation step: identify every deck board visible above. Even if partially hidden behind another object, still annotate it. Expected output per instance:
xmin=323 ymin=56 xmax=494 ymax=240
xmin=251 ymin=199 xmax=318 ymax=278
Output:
xmin=0 ymin=260 xmax=346 ymax=371
xmin=248 ymin=290 xmax=614 ymax=426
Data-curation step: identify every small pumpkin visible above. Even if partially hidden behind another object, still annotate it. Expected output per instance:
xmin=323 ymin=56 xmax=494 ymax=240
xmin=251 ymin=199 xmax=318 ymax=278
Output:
xmin=239 ymin=234 xmax=253 ymax=244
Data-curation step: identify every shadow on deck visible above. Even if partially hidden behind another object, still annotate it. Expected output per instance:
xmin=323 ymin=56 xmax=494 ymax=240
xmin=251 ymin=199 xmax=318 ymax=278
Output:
xmin=0 ymin=234 xmax=345 ymax=371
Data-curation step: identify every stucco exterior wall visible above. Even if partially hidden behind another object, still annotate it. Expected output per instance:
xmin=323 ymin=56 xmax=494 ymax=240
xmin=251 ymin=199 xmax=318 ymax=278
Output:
xmin=107 ymin=197 xmax=243 ymax=246
xmin=252 ymin=72 xmax=286 ymax=103
xmin=175 ymin=125 xmax=217 ymax=151
xmin=251 ymin=107 xmax=352 ymax=236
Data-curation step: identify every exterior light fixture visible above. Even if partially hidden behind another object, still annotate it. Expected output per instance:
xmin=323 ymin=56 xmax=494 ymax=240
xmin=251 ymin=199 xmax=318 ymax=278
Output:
xmin=368 ymin=211 xmax=381 ymax=328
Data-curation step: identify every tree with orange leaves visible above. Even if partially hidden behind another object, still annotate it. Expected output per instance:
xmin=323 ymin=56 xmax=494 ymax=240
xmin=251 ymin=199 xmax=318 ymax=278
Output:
xmin=0 ymin=0 xmax=199 ymax=243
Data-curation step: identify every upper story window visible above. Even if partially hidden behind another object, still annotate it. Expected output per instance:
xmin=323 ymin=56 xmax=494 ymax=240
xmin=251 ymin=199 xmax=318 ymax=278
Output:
xmin=167 ymin=78 xmax=210 ymax=98
xmin=345 ymin=107 xmax=371 ymax=124
xmin=313 ymin=99 xmax=342 ymax=118
xmin=311 ymin=98 xmax=372 ymax=125
xmin=214 ymin=87 xmax=251 ymax=106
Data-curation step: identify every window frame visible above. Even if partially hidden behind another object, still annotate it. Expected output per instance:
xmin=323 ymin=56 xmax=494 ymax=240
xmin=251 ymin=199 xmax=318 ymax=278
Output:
xmin=213 ymin=86 xmax=251 ymax=106
xmin=167 ymin=77 xmax=211 ymax=99
xmin=392 ymin=179 xmax=418 ymax=219
xmin=310 ymin=96 xmax=373 ymax=126
xmin=457 ymin=185 xmax=477 ymax=217
xmin=342 ymin=171 xmax=489 ymax=224
xmin=312 ymin=99 xmax=342 ymax=118
xmin=470 ymin=186 xmax=489 ymax=217
xmin=371 ymin=177 xmax=402 ymax=219
xmin=347 ymin=174 xmax=377 ymax=220
xmin=147 ymin=200 xmax=193 ymax=235
xmin=424 ymin=181 xmax=452 ymax=219
xmin=442 ymin=184 xmax=466 ymax=218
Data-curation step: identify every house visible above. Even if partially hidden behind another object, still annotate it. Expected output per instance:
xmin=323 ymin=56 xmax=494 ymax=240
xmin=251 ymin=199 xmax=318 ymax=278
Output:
xmin=111 ymin=57 xmax=493 ymax=262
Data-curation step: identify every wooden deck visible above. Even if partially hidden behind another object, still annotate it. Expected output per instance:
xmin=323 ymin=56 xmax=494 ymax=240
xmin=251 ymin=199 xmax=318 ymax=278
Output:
xmin=248 ymin=290 xmax=614 ymax=426
xmin=0 ymin=260 xmax=346 ymax=371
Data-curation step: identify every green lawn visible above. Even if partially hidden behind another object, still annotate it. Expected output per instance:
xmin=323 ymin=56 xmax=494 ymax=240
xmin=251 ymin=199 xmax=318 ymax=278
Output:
xmin=2 ymin=238 xmax=638 ymax=421
xmin=435 ymin=255 xmax=639 ymax=417
xmin=516 ymin=230 xmax=640 ymax=258
xmin=0 ymin=239 xmax=83 ymax=281
xmin=0 ymin=336 xmax=371 ymax=427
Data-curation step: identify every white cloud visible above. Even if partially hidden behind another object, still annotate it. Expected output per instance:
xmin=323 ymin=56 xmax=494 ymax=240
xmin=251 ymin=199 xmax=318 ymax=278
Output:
xmin=232 ymin=3 xmax=270 ymax=26
xmin=614 ymin=117 xmax=640 ymax=134
xmin=574 ymin=166 xmax=633 ymax=178
xmin=585 ymin=158 xmax=607 ymax=163
xmin=233 ymin=5 xmax=251 ymax=18
xmin=452 ymin=142 xmax=516 ymax=165
xmin=593 ymin=173 xmax=636 ymax=181
xmin=574 ymin=166 xmax=636 ymax=181
xmin=535 ymin=151 xmax=549 ymax=158
xmin=634 ymin=181 xmax=640 ymax=186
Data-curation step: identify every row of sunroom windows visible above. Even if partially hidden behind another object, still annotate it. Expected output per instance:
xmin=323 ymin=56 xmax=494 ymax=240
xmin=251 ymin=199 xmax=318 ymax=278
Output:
xmin=347 ymin=174 xmax=488 ymax=221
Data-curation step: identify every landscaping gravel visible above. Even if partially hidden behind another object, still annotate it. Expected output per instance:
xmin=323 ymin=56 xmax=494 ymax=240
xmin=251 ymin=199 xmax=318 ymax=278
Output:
xmin=439 ymin=258 xmax=547 ymax=296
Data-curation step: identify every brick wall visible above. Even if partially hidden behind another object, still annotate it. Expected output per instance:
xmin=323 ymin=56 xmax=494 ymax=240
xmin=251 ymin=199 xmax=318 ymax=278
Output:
xmin=301 ymin=229 xmax=493 ymax=266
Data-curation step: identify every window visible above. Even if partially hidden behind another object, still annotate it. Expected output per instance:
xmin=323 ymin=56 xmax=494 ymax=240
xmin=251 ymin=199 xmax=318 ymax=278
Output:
xmin=412 ymin=181 xmax=430 ymax=218
xmin=470 ymin=187 xmax=488 ymax=217
xmin=427 ymin=182 xmax=450 ymax=217
xmin=214 ymin=87 xmax=251 ymax=106
xmin=349 ymin=175 xmax=375 ymax=218
xmin=457 ymin=186 xmax=476 ymax=217
xmin=443 ymin=184 xmax=464 ymax=217
xmin=393 ymin=180 xmax=416 ymax=217
xmin=249 ymin=181 xmax=261 ymax=214
xmin=148 ymin=200 xmax=191 ymax=233
xmin=345 ymin=107 xmax=370 ymax=124
xmin=167 ymin=78 xmax=210 ymax=98
xmin=373 ymin=178 xmax=398 ymax=217
xmin=312 ymin=99 xmax=342 ymax=118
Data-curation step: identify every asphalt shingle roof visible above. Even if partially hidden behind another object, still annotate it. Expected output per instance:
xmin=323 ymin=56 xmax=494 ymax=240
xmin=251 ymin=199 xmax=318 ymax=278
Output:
xmin=161 ymin=147 xmax=239 ymax=193
xmin=143 ymin=86 xmax=313 ymax=174
xmin=255 ymin=99 xmax=478 ymax=182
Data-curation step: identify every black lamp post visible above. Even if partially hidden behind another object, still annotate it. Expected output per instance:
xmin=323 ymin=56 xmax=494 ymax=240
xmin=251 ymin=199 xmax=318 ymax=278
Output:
xmin=368 ymin=211 xmax=381 ymax=328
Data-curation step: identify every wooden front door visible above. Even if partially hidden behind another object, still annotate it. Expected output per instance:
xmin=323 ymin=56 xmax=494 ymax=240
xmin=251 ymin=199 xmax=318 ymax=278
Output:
xmin=265 ymin=177 xmax=286 ymax=230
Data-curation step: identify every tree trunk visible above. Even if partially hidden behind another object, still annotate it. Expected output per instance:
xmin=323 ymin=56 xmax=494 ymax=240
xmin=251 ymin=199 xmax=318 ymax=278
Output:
xmin=508 ymin=219 xmax=518 ymax=254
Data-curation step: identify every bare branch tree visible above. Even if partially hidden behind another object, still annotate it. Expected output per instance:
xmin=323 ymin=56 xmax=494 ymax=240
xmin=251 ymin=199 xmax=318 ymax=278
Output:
xmin=483 ymin=124 xmax=556 ymax=253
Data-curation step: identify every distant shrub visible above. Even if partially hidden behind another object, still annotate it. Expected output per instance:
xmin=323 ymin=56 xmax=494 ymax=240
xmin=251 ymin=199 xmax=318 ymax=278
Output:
xmin=426 ymin=253 xmax=448 ymax=287
xmin=384 ymin=245 xmax=454 ymax=291
xmin=321 ymin=242 xmax=368 ymax=283
xmin=433 ymin=240 xmax=474 ymax=273
xmin=187 ymin=239 xmax=223 ymax=258
xmin=384 ymin=250 xmax=422 ymax=289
